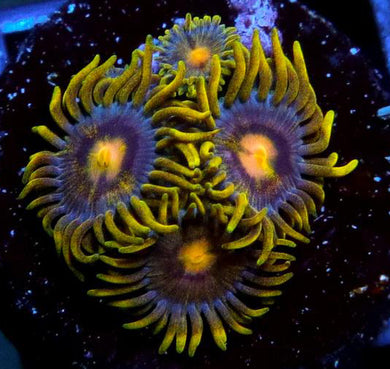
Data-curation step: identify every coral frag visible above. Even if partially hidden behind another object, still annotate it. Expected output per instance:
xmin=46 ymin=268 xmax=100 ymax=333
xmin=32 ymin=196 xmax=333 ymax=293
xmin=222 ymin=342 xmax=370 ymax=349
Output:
xmin=18 ymin=13 xmax=357 ymax=356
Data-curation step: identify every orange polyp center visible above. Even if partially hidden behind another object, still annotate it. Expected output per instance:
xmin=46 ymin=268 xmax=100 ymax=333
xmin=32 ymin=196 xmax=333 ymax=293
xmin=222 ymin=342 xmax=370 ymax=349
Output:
xmin=238 ymin=134 xmax=278 ymax=180
xmin=88 ymin=138 xmax=127 ymax=182
xmin=178 ymin=238 xmax=216 ymax=275
xmin=187 ymin=46 xmax=211 ymax=69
